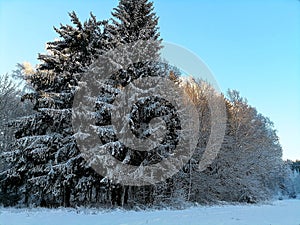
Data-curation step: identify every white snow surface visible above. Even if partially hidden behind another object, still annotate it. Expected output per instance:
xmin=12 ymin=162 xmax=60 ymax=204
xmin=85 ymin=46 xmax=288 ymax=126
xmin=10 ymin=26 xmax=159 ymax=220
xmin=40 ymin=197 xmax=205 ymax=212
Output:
xmin=1 ymin=199 xmax=300 ymax=225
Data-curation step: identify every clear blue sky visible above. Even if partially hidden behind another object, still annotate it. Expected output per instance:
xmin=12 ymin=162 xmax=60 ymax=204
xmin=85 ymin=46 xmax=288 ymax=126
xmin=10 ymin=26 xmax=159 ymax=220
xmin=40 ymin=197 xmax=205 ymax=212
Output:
xmin=0 ymin=0 xmax=299 ymax=160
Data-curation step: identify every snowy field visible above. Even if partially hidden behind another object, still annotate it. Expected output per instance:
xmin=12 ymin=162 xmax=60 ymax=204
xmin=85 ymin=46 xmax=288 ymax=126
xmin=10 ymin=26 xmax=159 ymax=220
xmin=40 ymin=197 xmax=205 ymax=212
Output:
xmin=1 ymin=199 xmax=300 ymax=225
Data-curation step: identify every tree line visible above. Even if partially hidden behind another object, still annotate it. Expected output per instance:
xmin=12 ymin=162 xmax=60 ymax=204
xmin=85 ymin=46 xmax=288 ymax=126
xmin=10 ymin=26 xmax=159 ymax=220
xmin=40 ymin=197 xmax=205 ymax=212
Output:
xmin=0 ymin=0 xmax=296 ymax=208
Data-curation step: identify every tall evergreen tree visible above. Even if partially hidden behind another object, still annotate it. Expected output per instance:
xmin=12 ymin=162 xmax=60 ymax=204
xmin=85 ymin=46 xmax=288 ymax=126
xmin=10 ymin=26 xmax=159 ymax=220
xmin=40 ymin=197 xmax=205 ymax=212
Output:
xmin=0 ymin=12 xmax=109 ymax=207
xmin=0 ymin=0 xmax=168 ymax=207
xmin=82 ymin=0 xmax=180 ymax=206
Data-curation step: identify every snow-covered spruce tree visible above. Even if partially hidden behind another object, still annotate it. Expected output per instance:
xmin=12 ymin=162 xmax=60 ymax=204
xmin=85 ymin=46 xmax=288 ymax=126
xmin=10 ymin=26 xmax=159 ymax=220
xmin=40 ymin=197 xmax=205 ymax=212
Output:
xmin=78 ymin=0 xmax=179 ymax=206
xmin=0 ymin=12 xmax=110 ymax=207
xmin=38 ymin=11 xmax=105 ymax=76
xmin=88 ymin=0 xmax=175 ymax=207
xmin=0 ymin=1 xmax=173 ymax=207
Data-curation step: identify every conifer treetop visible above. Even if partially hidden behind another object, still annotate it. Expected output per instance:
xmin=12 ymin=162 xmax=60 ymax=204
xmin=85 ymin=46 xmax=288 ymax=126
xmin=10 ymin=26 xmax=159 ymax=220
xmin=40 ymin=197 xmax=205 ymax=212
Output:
xmin=108 ymin=0 xmax=161 ymax=45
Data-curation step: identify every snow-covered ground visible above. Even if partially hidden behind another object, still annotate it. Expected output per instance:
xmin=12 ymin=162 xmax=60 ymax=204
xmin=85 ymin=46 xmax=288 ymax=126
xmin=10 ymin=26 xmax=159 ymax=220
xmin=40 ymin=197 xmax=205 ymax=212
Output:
xmin=1 ymin=199 xmax=300 ymax=225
